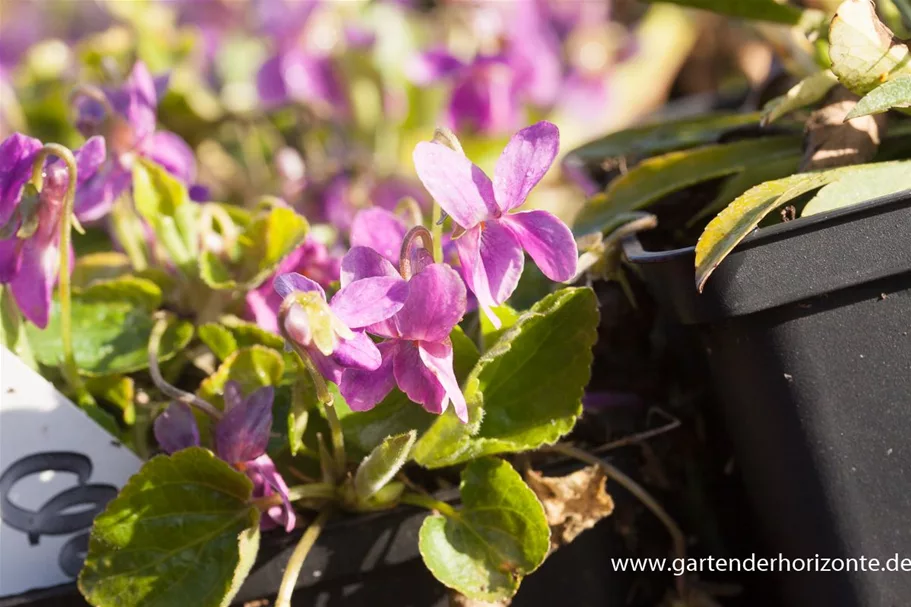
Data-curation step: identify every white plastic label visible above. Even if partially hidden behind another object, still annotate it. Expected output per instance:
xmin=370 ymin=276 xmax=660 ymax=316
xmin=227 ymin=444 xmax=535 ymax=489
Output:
xmin=0 ymin=346 xmax=141 ymax=597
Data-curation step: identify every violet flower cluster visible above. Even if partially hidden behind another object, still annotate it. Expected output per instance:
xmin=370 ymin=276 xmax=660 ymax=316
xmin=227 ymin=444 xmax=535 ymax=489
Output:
xmin=154 ymin=383 xmax=296 ymax=532
xmin=273 ymin=121 xmax=577 ymax=422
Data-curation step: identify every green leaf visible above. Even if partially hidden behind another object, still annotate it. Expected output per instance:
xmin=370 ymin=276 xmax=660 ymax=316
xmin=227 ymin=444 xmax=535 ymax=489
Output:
xmin=0 ymin=285 xmax=37 ymax=369
xmin=78 ymin=448 xmax=260 ymax=607
xmin=418 ymin=458 xmax=550 ymax=601
xmin=85 ymin=375 xmax=136 ymax=425
xmin=451 ymin=325 xmax=480 ymax=382
xmin=694 ymin=160 xmax=911 ymax=289
xmin=564 ymin=111 xmax=762 ymax=165
xmin=846 ymin=74 xmax=911 ymax=118
xmin=761 ymin=70 xmax=839 ymax=125
xmin=413 ymin=288 xmax=598 ymax=469
xmin=801 ymin=162 xmax=911 ymax=215
xmin=198 ymin=345 xmax=285 ymax=409
xmin=829 ymin=0 xmax=911 ymax=96
xmin=340 ymin=389 xmax=437 ymax=456
xmin=479 ymin=305 xmax=521 ymax=351
xmin=640 ymin=0 xmax=804 ymax=23
xmin=354 ymin=430 xmax=417 ymax=500
xmin=71 ymin=252 xmax=132 ymax=288
xmin=573 ymin=136 xmax=801 ymax=237
xmin=686 ymin=152 xmax=803 ymax=227
xmin=288 ymin=375 xmax=317 ymax=456
xmin=198 ymin=323 xmax=239 ymax=362
xmin=26 ymin=282 xmax=193 ymax=377
xmin=199 ymin=206 xmax=309 ymax=290
xmin=133 ymin=159 xmax=199 ymax=276
xmin=218 ymin=315 xmax=287 ymax=350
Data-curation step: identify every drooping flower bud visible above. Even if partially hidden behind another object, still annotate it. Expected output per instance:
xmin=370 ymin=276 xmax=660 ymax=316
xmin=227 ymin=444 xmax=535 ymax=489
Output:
xmin=153 ymin=402 xmax=201 ymax=454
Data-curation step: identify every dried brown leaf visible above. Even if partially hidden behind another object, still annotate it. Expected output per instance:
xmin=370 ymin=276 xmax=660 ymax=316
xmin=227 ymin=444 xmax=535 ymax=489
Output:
xmin=526 ymin=466 xmax=615 ymax=551
xmin=801 ymin=87 xmax=888 ymax=170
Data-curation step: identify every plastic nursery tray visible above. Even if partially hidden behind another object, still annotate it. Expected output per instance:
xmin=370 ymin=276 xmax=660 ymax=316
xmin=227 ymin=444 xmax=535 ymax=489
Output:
xmin=622 ymin=190 xmax=911 ymax=607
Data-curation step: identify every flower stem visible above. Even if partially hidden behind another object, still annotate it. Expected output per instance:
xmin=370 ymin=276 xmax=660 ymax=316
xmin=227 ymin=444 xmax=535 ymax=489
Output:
xmin=399 ymin=225 xmax=434 ymax=279
xmin=30 ymin=144 xmax=92 ymax=406
xmin=148 ymin=313 xmax=223 ymax=419
xmin=430 ymin=202 xmax=444 ymax=264
xmin=399 ymin=492 xmax=459 ymax=519
xmin=251 ymin=483 xmax=337 ymax=510
xmin=275 ymin=507 xmax=332 ymax=607
xmin=285 ymin=340 xmax=347 ymax=480
xmin=545 ymin=442 xmax=686 ymax=598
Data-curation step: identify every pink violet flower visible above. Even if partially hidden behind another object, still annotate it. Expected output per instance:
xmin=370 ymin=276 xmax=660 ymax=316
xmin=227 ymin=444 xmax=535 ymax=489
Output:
xmin=338 ymin=246 xmax=469 ymax=422
xmin=273 ymin=270 xmax=408 ymax=384
xmin=412 ymin=121 xmax=578 ymax=328
xmin=0 ymin=133 xmax=106 ymax=328
xmin=153 ymin=382 xmax=296 ymax=532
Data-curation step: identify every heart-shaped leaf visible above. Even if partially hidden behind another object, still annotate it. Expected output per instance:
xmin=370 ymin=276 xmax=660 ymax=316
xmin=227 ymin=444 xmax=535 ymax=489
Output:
xmin=354 ymin=430 xmax=417 ymax=500
xmin=573 ymin=136 xmax=800 ymax=237
xmin=418 ymin=458 xmax=550 ymax=602
xmin=199 ymin=206 xmax=309 ymax=290
xmin=761 ymin=70 xmax=839 ymax=125
xmin=694 ymin=160 xmax=911 ymax=289
xmin=846 ymin=74 xmax=911 ymax=118
xmin=133 ymin=159 xmax=199 ymax=276
xmin=639 ymin=0 xmax=804 ymax=23
xmin=829 ymin=0 xmax=911 ymax=96
xmin=479 ymin=304 xmax=520 ymax=351
xmin=413 ymin=288 xmax=598 ymax=469
xmin=78 ymin=447 xmax=260 ymax=607
xmin=340 ymin=389 xmax=437 ymax=456
xmin=26 ymin=278 xmax=193 ymax=377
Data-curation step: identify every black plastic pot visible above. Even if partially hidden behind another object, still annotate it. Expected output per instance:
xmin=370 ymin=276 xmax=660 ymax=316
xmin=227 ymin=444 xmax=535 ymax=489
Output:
xmin=0 ymin=460 xmax=633 ymax=607
xmin=622 ymin=190 xmax=911 ymax=607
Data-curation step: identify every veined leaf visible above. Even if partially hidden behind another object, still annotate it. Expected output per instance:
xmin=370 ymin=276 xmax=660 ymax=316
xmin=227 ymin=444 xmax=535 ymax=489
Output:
xmin=829 ymin=0 xmax=911 ymax=96
xmin=79 ymin=448 xmax=260 ymax=607
xmin=198 ymin=323 xmax=239 ymax=362
xmin=639 ymin=0 xmax=804 ymax=23
xmin=695 ymin=160 xmax=910 ymax=289
xmin=761 ymin=70 xmax=839 ymax=125
xmin=198 ymin=345 xmax=285 ymax=409
xmin=413 ymin=288 xmax=597 ymax=469
xmin=26 ymin=279 xmax=192 ymax=377
xmin=802 ymin=162 xmax=911 ymax=215
xmin=341 ymin=389 xmax=437 ymax=456
xmin=573 ymin=136 xmax=801 ymax=237
xmin=418 ymin=458 xmax=550 ymax=602
xmin=846 ymin=74 xmax=911 ymax=118
xmin=479 ymin=304 xmax=520 ymax=351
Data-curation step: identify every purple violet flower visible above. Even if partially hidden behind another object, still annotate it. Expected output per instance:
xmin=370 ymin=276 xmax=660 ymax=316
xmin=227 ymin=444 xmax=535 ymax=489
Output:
xmin=413 ymin=121 xmax=577 ymax=328
xmin=274 ymin=271 xmax=408 ymax=384
xmin=337 ymin=246 xmax=469 ymax=422
xmin=73 ymin=61 xmax=196 ymax=222
xmin=349 ymin=207 xmax=407 ymax=265
xmin=152 ymin=383 xmax=296 ymax=532
xmin=0 ymin=133 xmax=105 ymax=327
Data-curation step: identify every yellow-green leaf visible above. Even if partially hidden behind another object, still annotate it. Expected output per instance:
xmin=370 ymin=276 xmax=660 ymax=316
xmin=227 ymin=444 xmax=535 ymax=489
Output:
xmin=846 ymin=74 xmax=911 ymax=118
xmin=573 ymin=136 xmax=801 ymax=237
xmin=761 ymin=70 xmax=839 ymax=125
xmin=829 ymin=0 xmax=911 ymax=96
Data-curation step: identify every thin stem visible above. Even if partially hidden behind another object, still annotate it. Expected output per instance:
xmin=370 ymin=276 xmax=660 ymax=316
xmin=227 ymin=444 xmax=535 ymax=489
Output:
xmin=430 ymin=202 xmax=444 ymax=264
xmin=545 ymin=442 xmax=686 ymax=599
xmin=592 ymin=408 xmax=681 ymax=454
xmin=148 ymin=313 xmax=223 ymax=419
xmin=30 ymin=144 xmax=92 ymax=406
xmin=251 ymin=483 xmax=337 ymax=510
xmin=274 ymin=507 xmax=333 ymax=607
xmin=399 ymin=225 xmax=434 ymax=279
xmin=399 ymin=492 xmax=459 ymax=519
